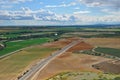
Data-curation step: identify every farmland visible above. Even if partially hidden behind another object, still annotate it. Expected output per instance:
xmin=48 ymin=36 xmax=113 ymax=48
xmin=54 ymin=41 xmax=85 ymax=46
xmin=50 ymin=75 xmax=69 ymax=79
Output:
xmin=0 ymin=47 xmax=58 ymax=80
xmin=85 ymin=38 xmax=120 ymax=49
xmin=82 ymin=28 xmax=120 ymax=32
xmin=35 ymin=40 xmax=111 ymax=80
xmin=95 ymin=47 xmax=120 ymax=57
xmin=0 ymin=26 xmax=120 ymax=80
xmin=0 ymin=38 xmax=73 ymax=80
xmin=0 ymin=38 xmax=51 ymax=56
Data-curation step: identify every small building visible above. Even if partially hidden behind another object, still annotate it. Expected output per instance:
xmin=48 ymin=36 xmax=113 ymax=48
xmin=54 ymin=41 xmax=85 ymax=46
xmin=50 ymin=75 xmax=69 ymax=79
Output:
xmin=0 ymin=44 xmax=5 ymax=50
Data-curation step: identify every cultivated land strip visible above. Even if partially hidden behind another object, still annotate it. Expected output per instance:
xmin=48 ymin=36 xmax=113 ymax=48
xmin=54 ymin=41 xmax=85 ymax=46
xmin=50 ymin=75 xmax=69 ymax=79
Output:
xmin=0 ymin=47 xmax=27 ymax=59
xmin=0 ymin=38 xmax=49 ymax=59
xmin=18 ymin=40 xmax=80 ymax=80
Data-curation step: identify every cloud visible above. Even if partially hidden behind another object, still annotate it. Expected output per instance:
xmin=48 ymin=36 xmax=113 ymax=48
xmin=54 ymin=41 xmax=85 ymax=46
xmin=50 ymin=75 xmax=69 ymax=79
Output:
xmin=0 ymin=5 xmax=13 ymax=9
xmin=78 ymin=0 xmax=120 ymax=10
xmin=73 ymin=11 xmax=90 ymax=14
xmin=40 ymin=2 xmax=43 ymax=5
xmin=0 ymin=7 xmax=119 ymax=24
xmin=0 ymin=8 xmax=75 ymax=22
xmin=71 ymin=13 xmax=120 ymax=24
xmin=45 ymin=2 xmax=76 ymax=8
xmin=102 ymin=8 xmax=120 ymax=14
xmin=74 ymin=7 xmax=80 ymax=10
xmin=0 ymin=0 xmax=32 ymax=4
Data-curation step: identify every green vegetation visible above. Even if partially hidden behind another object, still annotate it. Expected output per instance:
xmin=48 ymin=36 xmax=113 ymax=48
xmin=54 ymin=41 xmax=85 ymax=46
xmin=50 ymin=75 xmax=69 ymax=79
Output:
xmin=95 ymin=47 xmax=120 ymax=57
xmin=1 ymin=27 xmax=120 ymax=42
xmin=0 ymin=38 xmax=51 ymax=56
xmin=114 ymin=77 xmax=120 ymax=80
xmin=0 ymin=27 xmax=120 ymax=56
xmin=77 ymin=47 xmax=120 ymax=58
xmin=47 ymin=72 xmax=120 ymax=80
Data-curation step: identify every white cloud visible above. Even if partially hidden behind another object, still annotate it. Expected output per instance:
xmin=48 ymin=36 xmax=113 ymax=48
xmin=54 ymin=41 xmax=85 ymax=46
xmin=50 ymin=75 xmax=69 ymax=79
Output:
xmin=78 ymin=0 xmax=120 ymax=10
xmin=40 ymin=2 xmax=43 ymax=5
xmin=74 ymin=7 xmax=80 ymax=10
xmin=45 ymin=2 xmax=76 ymax=8
xmin=0 ymin=7 xmax=119 ymax=24
xmin=71 ymin=13 xmax=120 ymax=23
xmin=73 ymin=11 xmax=90 ymax=14
xmin=0 ymin=0 xmax=32 ymax=4
xmin=101 ymin=9 xmax=120 ymax=16
xmin=0 ymin=8 xmax=74 ymax=22
xmin=0 ymin=5 xmax=13 ymax=9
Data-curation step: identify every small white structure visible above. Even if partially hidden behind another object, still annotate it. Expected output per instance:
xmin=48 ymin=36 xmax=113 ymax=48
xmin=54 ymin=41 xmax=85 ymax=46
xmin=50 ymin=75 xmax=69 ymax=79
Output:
xmin=55 ymin=33 xmax=58 ymax=36
xmin=0 ymin=44 xmax=4 ymax=47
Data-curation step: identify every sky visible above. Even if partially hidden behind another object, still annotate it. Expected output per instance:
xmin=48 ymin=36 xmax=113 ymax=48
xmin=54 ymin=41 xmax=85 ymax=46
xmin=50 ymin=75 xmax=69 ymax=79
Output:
xmin=0 ymin=0 xmax=120 ymax=26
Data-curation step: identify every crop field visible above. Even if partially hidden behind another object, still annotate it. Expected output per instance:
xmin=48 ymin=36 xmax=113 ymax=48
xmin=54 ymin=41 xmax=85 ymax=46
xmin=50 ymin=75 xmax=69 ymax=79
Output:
xmin=0 ymin=47 xmax=58 ymax=80
xmin=85 ymin=38 xmax=120 ymax=49
xmin=0 ymin=30 xmax=10 ymax=32
xmin=0 ymin=32 xmax=56 ymax=39
xmin=61 ymin=31 xmax=120 ymax=38
xmin=0 ymin=38 xmax=72 ymax=80
xmin=0 ymin=27 xmax=25 ymax=33
xmin=0 ymin=29 xmax=17 ymax=32
xmin=83 ymin=28 xmax=120 ymax=32
xmin=0 ymin=26 xmax=120 ymax=80
xmin=0 ymin=38 xmax=51 ymax=56
xmin=95 ymin=47 xmax=120 ymax=57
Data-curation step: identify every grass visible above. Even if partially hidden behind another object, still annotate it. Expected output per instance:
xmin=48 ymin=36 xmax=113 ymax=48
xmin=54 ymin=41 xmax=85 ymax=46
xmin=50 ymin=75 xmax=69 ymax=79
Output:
xmin=79 ymin=47 xmax=120 ymax=58
xmin=0 ymin=38 xmax=51 ymax=56
xmin=47 ymin=72 xmax=120 ymax=80
xmin=0 ymin=46 xmax=59 ymax=80
xmin=95 ymin=47 xmax=120 ymax=57
xmin=0 ymin=32 xmax=56 ymax=38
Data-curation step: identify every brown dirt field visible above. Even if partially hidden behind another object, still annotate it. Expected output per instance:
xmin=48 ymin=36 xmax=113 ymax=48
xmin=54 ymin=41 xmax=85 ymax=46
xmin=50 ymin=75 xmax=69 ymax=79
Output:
xmin=67 ymin=41 xmax=93 ymax=52
xmin=42 ymin=37 xmax=80 ymax=48
xmin=85 ymin=38 xmax=120 ymax=49
xmin=35 ymin=54 xmax=110 ymax=80
xmin=34 ymin=41 xmax=110 ymax=80
xmin=93 ymin=60 xmax=120 ymax=74
xmin=58 ymin=41 xmax=93 ymax=58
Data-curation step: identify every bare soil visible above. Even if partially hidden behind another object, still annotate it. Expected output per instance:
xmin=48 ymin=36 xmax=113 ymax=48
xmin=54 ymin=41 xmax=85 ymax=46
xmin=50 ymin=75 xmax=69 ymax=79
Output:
xmin=93 ymin=60 xmax=120 ymax=74
xmin=35 ymin=39 xmax=110 ymax=80
xmin=67 ymin=41 xmax=93 ymax=52
xmin=85 ymin=38 xmax=120 ymax=49
xmin=35 ymin=54 xmax=109 ymax=80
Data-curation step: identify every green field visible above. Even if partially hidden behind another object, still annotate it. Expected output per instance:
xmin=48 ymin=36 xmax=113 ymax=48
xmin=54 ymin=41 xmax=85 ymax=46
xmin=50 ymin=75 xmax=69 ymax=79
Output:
xmin=0 ymin=38 xmax=51 ymax=56
xmin=95 ymin=47 xmax=120 ymax=57
xmin=79 ymin=47 xmax=120 ymax=58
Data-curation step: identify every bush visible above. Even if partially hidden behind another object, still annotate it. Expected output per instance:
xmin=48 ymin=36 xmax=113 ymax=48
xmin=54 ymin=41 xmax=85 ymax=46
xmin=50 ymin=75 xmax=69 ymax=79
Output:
xmin=114 ymin=77 xmax=120 ymax=80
